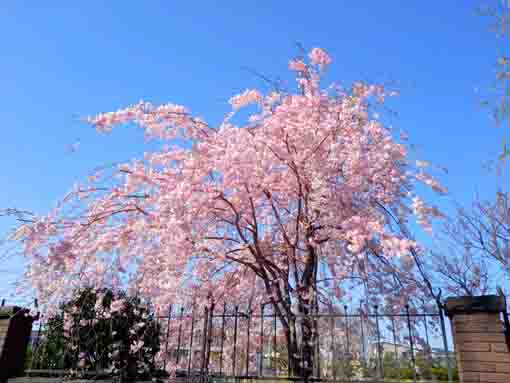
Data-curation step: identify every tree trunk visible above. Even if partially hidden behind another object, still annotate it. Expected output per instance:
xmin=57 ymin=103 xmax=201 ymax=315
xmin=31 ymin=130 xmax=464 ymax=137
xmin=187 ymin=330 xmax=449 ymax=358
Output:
xmin=278 ymin=297 xmax=316 ymax=379
xmin=285 ymin=317 xmax=301 ymax=377
xmin=300 ymin=306 xmax=315 ymax=379
xmin=299 ymin=245 xmax=318 ymax=381
xmin=268 ymin=243 xmax=318 ymax=379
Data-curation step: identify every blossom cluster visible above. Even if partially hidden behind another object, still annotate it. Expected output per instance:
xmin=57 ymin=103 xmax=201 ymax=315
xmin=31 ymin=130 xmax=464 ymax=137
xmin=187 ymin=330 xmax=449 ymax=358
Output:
xmin=228 ymin=89 xmax=262 ymax=109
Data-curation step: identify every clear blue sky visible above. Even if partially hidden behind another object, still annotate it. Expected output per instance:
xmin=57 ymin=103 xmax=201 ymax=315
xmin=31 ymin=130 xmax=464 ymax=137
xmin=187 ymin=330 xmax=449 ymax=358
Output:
xmin=1 ymin=1 xmax=508 ymax=301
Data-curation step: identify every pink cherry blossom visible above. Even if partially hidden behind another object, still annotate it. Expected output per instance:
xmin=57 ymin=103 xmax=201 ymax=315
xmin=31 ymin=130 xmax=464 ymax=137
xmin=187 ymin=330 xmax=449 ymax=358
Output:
xmin=109 ymin=298 xmax=125 ymax=313
xmin=308 ymin=47 xmax=331 ymax=67
xmin=228 ymin=89 xmax=262 ymax=109
xmin=289 ymin=59 xmax=307 ymax=72
xmin=130 ymin=339 xmax=144 ymax=354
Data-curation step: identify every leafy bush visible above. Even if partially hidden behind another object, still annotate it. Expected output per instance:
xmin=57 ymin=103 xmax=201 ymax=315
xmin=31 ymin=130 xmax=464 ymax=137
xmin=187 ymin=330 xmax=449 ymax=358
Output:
xmin=30 ymin=287 xmax=162 ymax=380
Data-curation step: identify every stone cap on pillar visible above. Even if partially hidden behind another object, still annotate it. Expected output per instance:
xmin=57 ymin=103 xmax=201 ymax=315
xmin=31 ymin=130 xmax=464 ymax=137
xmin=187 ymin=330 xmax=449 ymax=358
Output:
xmin=444 ymin=295 xmax=506 ymax=318
xmin=0 ymin=306 xmax=23 ymax=319
xmin=0 ymin=306 xmax=34 ymax=321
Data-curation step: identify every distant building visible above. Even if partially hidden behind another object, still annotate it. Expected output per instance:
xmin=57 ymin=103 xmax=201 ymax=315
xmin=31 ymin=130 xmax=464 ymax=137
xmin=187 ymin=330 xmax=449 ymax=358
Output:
xmin=367 ymin=341 xmax=410 ymax=359
xmin=366 ymin=341 xmax=454 ymax=366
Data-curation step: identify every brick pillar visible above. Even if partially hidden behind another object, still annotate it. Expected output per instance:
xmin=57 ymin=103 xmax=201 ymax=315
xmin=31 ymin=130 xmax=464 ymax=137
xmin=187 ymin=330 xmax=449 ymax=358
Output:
xmin=0 ymin=306 xmax=35 ymax=380
xmin=445 ymin=295 xmax=510 ymax=383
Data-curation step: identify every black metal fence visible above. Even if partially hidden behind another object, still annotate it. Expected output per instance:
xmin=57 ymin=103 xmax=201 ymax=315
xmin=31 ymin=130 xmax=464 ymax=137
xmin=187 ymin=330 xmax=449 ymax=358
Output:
xmin=9 ymin=297 xmax=460 ymax=383
xmin=173 ymin=303 xmax=458 ymax=382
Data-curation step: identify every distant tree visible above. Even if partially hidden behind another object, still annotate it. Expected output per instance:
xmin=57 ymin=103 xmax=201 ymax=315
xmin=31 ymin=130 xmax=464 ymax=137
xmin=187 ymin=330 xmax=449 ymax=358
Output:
xmin=478 ymin=1 xmax=510 ymax=164
xmin=382 ymin=352 xmax=399 ymax=380
xmin=436 ymin=190 xmax=509 ymax=295
xmin=376 ymin=351 xmax=458 ymax=381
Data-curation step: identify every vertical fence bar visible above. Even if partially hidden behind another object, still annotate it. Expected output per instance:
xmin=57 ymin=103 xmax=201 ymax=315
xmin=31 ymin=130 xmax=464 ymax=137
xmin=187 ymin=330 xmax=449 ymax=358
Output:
xmin=95 ymin=313 xmax=100 ymax=373
xmin=61 ymin=306 xmax=67 ymax=370
xmin=285 ymin=312 xmax=291 ymax=378
xmin=206 ymin=302 xmax=215 ymax=374
xmin=405 ymin=305 xmax=417 ymax=383
xmin=391 ymin=316 xmax=401 ymax=383
xmin=344 ymin=305 xmax=350 ymax=357
xmin=164 ymin=304 xmax=173 ymax=371
xmin=330 ymin=308 xmax=336 ymax=383
xmin=344 ymin=305 xmax=351 ymax=383
xmin=35 ymin=308 xmax=43 ymax=368
xmin=205 ymin=301 xmax=215 ymax=374
xmin=316 ymin=315 xmax=321 ymax=378
xmin=233 ymin=305 xmax=239 ymax=376
xmin=273 ymin=309 xmax=277 ymax=374
xmin=423 ymin=313 xmax=432 ymax=373
xmin=200 ymin=306 xmax=209 ymax=376
xmin=359 ymin=304 xmax=366 ymax=367
xmin=155 ymin=309 xmax=160 ymax=368
xmin=259 ymin=304 xmax=264 ymax=376
xmin=30 ymin=299 xmax=38 ymax=371
xmin=439 ymin=307 xmax=453 ymax=383
xmin=314 ymin=303 xmax=320 ymax=379
xmin=245 ymin=309 xmax=251 ymax=376
xmin=188 ymin=307 xmax=195 ymax=376
xmin=74 ymin=310 xmax=79 ymax=374
xmin=219 ymin=302 xmax=226 ymax=375
xmin=150 ymin=307 xmax=158 ymax=370
xmin=300 ymin=333 xmax=304 ymax=379
xmin=423 ymin=314 xmax=431 ymax=353
xmin=374 ymin=306 xmax=383 ymax=380
xmin=42 ymin=318 xmax=48 ymax=371
xmin=33 ymin=313 xmax=43 ymax=370
xmin=176 ymin=307 xmax=184 ymax=366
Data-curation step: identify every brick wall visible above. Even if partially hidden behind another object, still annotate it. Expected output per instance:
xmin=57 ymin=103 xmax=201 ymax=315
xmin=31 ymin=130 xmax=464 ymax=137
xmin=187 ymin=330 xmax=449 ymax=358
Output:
xmin=446 ymin=296 xmax=510 ymax=383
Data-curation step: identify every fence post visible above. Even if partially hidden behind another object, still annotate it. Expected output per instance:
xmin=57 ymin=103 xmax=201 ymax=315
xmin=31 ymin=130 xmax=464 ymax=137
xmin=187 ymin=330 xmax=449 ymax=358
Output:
xmin=233 ymin=305 xmax=239 ymax=376
xmin=188 ymin=306 xmax=195 ymax=376
xmin=343 ymin=305 xmax=351 ymax=382
xmin=405 ymin=305 xmax=417 ymax=383
xmin=32 ymin=313 xmax=43 ymax=370
xmin=374 ymin=306 xmax=383 ymax=380
xmin=390 ymin=316 xmax=400 ymax=383
xmin=423 ymin=313 xmax=431 ymax=353
xmin=200 ymin=306 xmax=209 ymax=376
xmin=273 ymin=309 xmax=277 ymax=374
xmin=314 ymin=308 xmax=320 ymax=379
xmin=330 ymin=307 xmax=336 ymax=383
xmin=61 ymin=305 xmax=67 ymax=370
xmin=219 ymin=302 xmax=226 ymax=375
xmin=423 ymin=313 xmax=432 ymax=375
xmin=438 ymin=306 xmax=453 ymax=383
xmin=359 ymin=303 xmax=366 ymax=367
xmin=206 ymin=301 xmax=215 ymax=374
xmin=176 ymin=307 xmax=184 ymax=367
xmin=164 ymin=304 xmax=172 ymax=371
xmin=445 ymin=295 xmax=510 ymax=383
xmin=259 ymin=304 xmax=264 ymax=376
xmin=246 ymin=309 xmax=251 ymax=376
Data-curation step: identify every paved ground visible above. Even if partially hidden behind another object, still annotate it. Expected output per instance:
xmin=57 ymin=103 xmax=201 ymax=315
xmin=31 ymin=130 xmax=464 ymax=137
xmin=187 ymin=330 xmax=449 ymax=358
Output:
xmin=10 ymin=379 xmax=164 ymax=383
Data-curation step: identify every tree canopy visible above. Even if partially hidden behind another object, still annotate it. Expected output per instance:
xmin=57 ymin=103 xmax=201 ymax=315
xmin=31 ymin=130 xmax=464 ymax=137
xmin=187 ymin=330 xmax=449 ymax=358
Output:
xmin=14 ymin=47 xmax=446 ymax=375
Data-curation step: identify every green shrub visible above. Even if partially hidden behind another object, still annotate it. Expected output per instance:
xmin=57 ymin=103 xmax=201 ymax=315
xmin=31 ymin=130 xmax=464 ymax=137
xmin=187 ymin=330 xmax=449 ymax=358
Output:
xmin=29 ymin=287 xmax=162 ymax=380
